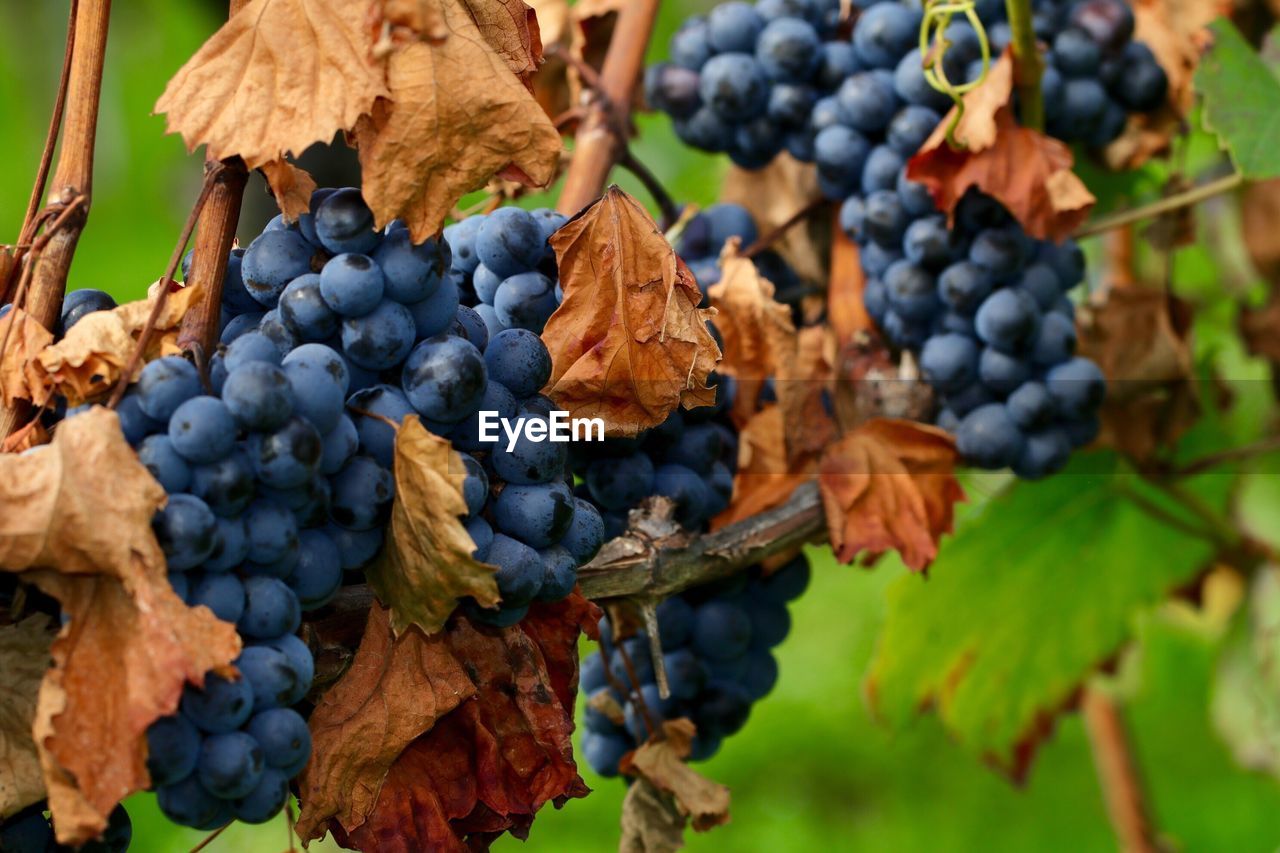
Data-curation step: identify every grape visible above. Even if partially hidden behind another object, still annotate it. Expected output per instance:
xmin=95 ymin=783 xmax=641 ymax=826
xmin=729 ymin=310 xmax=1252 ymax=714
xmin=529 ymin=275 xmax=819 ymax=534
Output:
xmin=1116 ymin=42 xmax=1168 ymax=111
xmin=536 ymin=545 xmax=578 ymax=601
xmin=237 ymin=576 xmax=301 ymax=640
xmin=59 ymin=288 xmax=117 ymax=333
xmin=491 ymin=415 xmax=570 ymax=485
xmin=979 ymin=347 xmax=1032 ymax=394
xmin=671 ymin=16 xmax=714 ymax=69
xmin=1070 ymin=0 xmax=1135 ymax=52
xmin=956 ymin=403 xmax=1025 ymax=469
xmin=347 ymin=384 xmax=414 ymax=467
xmin=861 ymin=144 xmax=905 ymax=194
xmin=852 ymin=2 xmax=921 ymax=69
xmin=707 ymin=1 xmax=764 ymax=53
xmin=146 ymin=714 xmax=201 ymax=786
xmin=903 ymin=215 xmax=953 ymax=269
xmin=476 ymin=207 xmax=544 ymax=278
xmin=581 ymin=732 xmax=632 ymax=778
xmin=405 ymin=268 xmax=461 ymax=339
xmin=465 ymin=516 xmax=495 ymax=561
xmin=314 ymin=188 xmax=380 ymax=256
xmin=884 ymin=259 xmax=938 ymax=322
xmin=646 ymin=62 xmax=703 ymax=118
xmin=319 ymin=253 xmax=385 ymax=318
xmin=243 ymin=500 xmax=299 ymax=566
xmin=864 ymin=189 xmax=909 ymax=248
xmin=675 ymin=106 xmax=735 ymax=151
xmin=181 ymin=672 xmax=254 ymax=733
xmin=1031 ymin=311 xmax=1077 ymax=365
xmin=493 ymin=480 xmax=575 ymax=548
xmin=756 ymin=17 xmax=821 ymax=82
xmin=139 ymin=434 xmax=193 ymax=493
xmin=242 ymin=230 xmax=319 ymax=308
xmin=887 ymin=105 xmax=941 ymax=156
xmin=401 ymin=334 xmax=488 ymax=423
xmin=225 ymin=331 xmax=283 ymax=371
xmin=920 ymin=333 xmax=979 ymax=392
xmin=1055 ymin=28 xmax=1102 ymax=77
xmin=136 ymin=356 xmax=202 ymax=421
xmin=814 ymin=125 xmax=871 ymax=192
xmin=340 ymin=299 xmax=416 ymax=371
xmin=450 ymin=381 xmax=518 ymax=451
xmin=653 ymin=463 xmax=714 ymax=528
xmin=249 ymin=416 xmax=322 ymax=489
xmin=893 ymin=48 xmax=952 ymax=111
xmin=443 ymin=215 xmax=484 ymax=276
xmin=191 ymin=572 xmax=246 ymax=623
xmin=484 ymin=328 xmax=552 ymax=398
xmin=264 ymin=634 xmax=315 ymax=698
xmin=559 ymin=497 xmax=605 ymax=563
xmin=693 ymin=680 xmax=752 ymax=736
xmin=168 ymin=396 xmax=237 ymax=464
xmin=281 ymin=343 xmax=348 ymax=434
xmin=205 ymin=517 xmax=250 ymax=572
xmin=700 ymin=53 xmax=770 ymax=121
xmin=236 ymin=644 xmax=305 ymax=710
xmin=329 ymin=456 xmax=394 ymax=531
xmin=585 ymin=453 xmax=656 ymax=511
xmin=693 ymin=600 xmax=753 ymax=661
xmin=230 ymin=768 xmax=290 ymax=824
xmin=154 ymin=494 xmax=218 ymax=570
xmin=246 ymin=708 xmax=311 ymax=777
xmin=487 ymin=533 xmax=545 ymax=607
xmin=1014 ymin=427 xmax=1072 ymax=479
xmin=373 ymin=229 xmax=449 ymax=304
xmin=222 ymin=362 xmax=294 ymax=431
xmin=1045 ymin=356 xmax=1107 ymax=418
xmin=974 ymin=288 xmax=1039 ymax=350
xmin=189 ymin=452 xmax=255 ymax=519
xmin=452 ymin=306 xmax=490 ymax=352
xmin=197 ymin=731 xmax=265 ymax=798
xmin=157 ymin=775 xmax=228 ymax=830
xmin=460 ymin=453 xmax=488 ymax=517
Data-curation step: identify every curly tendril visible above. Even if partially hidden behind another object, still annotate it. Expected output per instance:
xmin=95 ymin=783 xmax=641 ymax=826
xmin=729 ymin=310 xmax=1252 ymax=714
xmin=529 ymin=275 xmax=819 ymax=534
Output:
xmin=919 ymin=0 xmax=992 ymax=148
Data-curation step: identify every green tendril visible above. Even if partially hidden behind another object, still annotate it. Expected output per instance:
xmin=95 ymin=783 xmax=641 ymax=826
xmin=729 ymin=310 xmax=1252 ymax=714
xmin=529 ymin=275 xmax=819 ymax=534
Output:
xmin=919 ymin=0 xmax=991 ymax=149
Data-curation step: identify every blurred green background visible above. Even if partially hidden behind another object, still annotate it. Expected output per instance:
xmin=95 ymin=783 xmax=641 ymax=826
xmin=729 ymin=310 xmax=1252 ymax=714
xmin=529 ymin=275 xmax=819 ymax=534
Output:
xmin=4 ymin=0 xmax=1280 ymax=850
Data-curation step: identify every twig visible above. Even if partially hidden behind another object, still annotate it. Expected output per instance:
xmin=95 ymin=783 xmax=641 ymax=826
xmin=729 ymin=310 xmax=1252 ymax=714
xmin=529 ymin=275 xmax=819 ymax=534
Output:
xmin=616 ymin=638 xmax=659 ymax=739
xmin=1082 ymin=686 xmax=1160 ymax=853
xmin=1 ymin=0 xmax=112 ymax=440
xmin=0 ymin=195 xmax=87 ymax=363
xmin=741 ymin=197 xmax=826 ymax=259
xmin=1074 ymin=173 xmax=1245 ymax=239
xmin=556 ymin=0 xmax=661 ymax=216
xmin=1004 ymin=0 xmax=1045 ymax=130
xmin=176 ymin=158 xmax=249 ymax=357
xmin=1173 ymin=435 xmax=1280 ymax=477
xmin=618 ymin=149 xmax=681 ymax=228
xmin=640 ymin=599 xmax=670 ymax=699
xmin=107 ymin=164 xmax=224 ymax=408
xmin=546 ymin=42 xmax=604 ymax=93
xmin=188 ymin=822 xmax=229 ymax=853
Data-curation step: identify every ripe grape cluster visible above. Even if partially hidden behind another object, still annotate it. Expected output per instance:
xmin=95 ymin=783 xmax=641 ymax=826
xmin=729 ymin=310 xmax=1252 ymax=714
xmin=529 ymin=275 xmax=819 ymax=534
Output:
xmin=580 ymin=556 xmax=810 ymax=775
xmin=47 ymin=187 xmax=607 ymax=833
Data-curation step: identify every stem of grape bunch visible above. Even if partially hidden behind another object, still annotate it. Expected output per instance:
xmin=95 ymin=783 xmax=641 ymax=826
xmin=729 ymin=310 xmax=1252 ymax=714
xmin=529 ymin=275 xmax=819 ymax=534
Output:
xmin=1003 ymin=0 xmax=1045 ymax=130
xmin=0 ymin=0 xmax=111 ymax=441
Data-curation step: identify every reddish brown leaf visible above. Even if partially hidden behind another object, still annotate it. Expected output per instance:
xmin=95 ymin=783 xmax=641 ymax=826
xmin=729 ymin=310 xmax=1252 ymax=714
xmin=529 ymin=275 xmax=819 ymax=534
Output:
xmin=907 ymin=50 xmax=1095 ymax=242
xmin=818 ymin=418 xmax=964 ymax=571
xmin=355 ymin=0 xmax=562 ymax=242
xmin=364 ymin=417 xmax=499 ymax=635
xmin=0 ymin=615 xmax=54 ymax=820
xmin=323 ymin=595 xmax=600 ymax=851
xmin=0 ymin=308 xmax=55 ymax=408
xmin=459 ymin=0 xmax=544 ymax=81
xmin=827 ymin=220 xmax=872 ymax=347
xmin=1077 ymin=287 xmax=1197 ymax=461
xmin=260 ymin=160 xmax=318 ymax=223
xmin=619 ymin=719 xmax=730 ymax=833
xmin=1242 ymin=178 xmax=1280 ymax=286
xmin=543 ymin=187 xmax=722 ymax=437
xmin=776 ymin=324 xmax=837 ymax=466
xmin=155 ymin=0 xmax=387 ymax=169
xmin=713 ymin=405 xmax=814 ymax=530
xmin=707 ymin=241 xmax=796 ymax=389
xmin=0 ymin=409 xmax=240 ymax=843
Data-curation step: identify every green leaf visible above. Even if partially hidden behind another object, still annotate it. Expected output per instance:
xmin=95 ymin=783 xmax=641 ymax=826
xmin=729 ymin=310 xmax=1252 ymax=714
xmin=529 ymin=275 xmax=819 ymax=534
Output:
xmin=1195 ymin=19 xmax=1280 ymax=179
xmin=865 ymin=453 xmax=1228 ymax=773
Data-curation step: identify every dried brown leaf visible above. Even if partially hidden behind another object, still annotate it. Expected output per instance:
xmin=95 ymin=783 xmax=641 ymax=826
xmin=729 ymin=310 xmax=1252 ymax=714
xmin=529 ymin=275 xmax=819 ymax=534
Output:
xmin=0 ymin=308 xmax=55 ymax=408
xmin=376 ymin=0 xmax=448 ymax=39
xmin=355 ymin=0 xmax=562 ymax=242
xmin=459 ymin=0 xmax=543 ymax=80
xmin=155 ymin=0 xmax=387 ymax=169
xmin=0 ymin=409 xmax=240 ymax=843
xmin=0 ymin=615 xmax=54 ymax=820
xmin=707 ymin=241 xmax=796 ymax=389
xmin=543 ymin=187 xmax=722 ymax=437
xmin=1242 ymin=178 xmax=1280 ymax=286
xmin=907 ymin=50 xmax=1095 ymax=242
xmin=620 ymin=778 xmax=688 ymax=853
xmin=33 ymin=284 xmax=201 ymax=406
xmin=1077 ymin=287 xmax=1197 ymax=460
xmin=296 ymin=603 xmax=475 ymax=840
xmin=720 ymin=154 xmax=830 ymax=287
xmin=827 ymin=222 xmax=872 ymax=347
xmin=713 ymin=405 xmax=813 ymax=530
xmin=818 ymin=418 xmax=964 ymax=571
xmin=261 ymin=160 xmax=318 ymax=223
xmin=365 ymin=417 xmax=499 ymax=636
xmin=776 ymin=324 xmax=837 ymax=465
xmin=620 ymin=719 xmax=730 ymax=833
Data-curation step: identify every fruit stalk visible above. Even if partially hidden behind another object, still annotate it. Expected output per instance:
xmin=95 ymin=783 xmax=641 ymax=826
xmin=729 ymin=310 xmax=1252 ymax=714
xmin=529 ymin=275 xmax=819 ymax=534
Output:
xmin=1004 ymin=0 xmax=1045 ymax=131
xmin=1 ymin=0 xmax=112 ymax=440
xmin=556 ymin=0 xmax=662 ymax=216
xmin=1082 ymin=686 xmax=1160 ymax=853
xmin=177 ymin=0 xmax=252 ymax=361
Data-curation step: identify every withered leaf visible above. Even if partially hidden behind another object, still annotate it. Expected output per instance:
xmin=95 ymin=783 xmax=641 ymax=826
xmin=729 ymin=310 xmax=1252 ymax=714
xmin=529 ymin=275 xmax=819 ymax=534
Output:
xmin=0 ymin=409 xmax=240 ymax=843
xmin=775 ymin=324 xmax=837 ymax=466
xmin=827 ymin=221 xmax=873 ymax=347
xmin=907 ymin=50 xmax=1096 ymax=242
xmin=459 ymin=0 xmax=543 ymax=81
xmin=328 ymin=596 xmax=599 ymax=851
xmin=620 ymin=719 xmax=731 ymax=833
xmin=818 ymin=418 xmax=964 ymax=571
xmin=0 ymin=615 xmax=54 ymax=820
xmin=1076 ymin=287 xmax=1197 ymax=461
xmin=620 ymin=778 xmax=689 ymax=853
xmin=296 ymin=603 xmax=476 ymax=841
xmin=707 ymin=241 xmax=796 ymax=389
xmin=355 ymin=0 xmax=562 ymax=242
xmin=260 ymin=160 xmax=318 ymax=223
xmin=33 ymin=283 xmax=201 ymax=406
xmin=375 ymin=0 xmax=448 ymax=40
xmin=155 ymin=0 xmax=387 ymax=169
xmin=719 ymin=154 xmax=829 ymax=287
xmin=364 ymin=417 xmax=499 ymax=636
xmin=529 ymin=0 xmax=623 ymax=129
xmin=0 ymin=307 xmax=55 ymax=408
xmin=713 ymin=405 xmax=814 ymax=530
xmin=1242 ymin=178 xmax=1280 ymax=286
xmin=543 ymin=187 xmax=722 ymax=437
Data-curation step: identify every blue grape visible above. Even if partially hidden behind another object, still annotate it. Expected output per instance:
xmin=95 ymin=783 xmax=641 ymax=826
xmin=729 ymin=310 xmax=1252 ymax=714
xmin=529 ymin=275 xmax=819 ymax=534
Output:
xmin=493 ymin=480 xmax=575 ymax=548
xmin=956 ymin=402 xmax=1024 ymax=468
xmin=347 ymin=384 xmax=415 ymax=468
xmin=756 ymin=17 xmax=821 ymax=82
xmin=1045 ymin=356 xmax=1106 ymax=418
xmin=249 ymin=416 xmax=322 ymax=489
xmin=168 ymin=396 xmax=236 ymax=464
xmin=157 ymin=775 xmax=228 ymax=830
xmin=373 ymin=229 xmax=449 ymax=304
xmin=1031 ymin=311 xmax=1077 ymax=365
xmin=146 ymin=714 xmax=201 ymax=786
xmin=1013 ymin=428 xmax=1072 ymax=479
xmin=222 ymin=362 xmax=293 ymax=431
xmin=181 ymin=672 xmax=254 ymax=733
xmin=139 ymin=434 xmax=193 ymax=493
xmin=401 ymin=334 xmax=488 ymax=423
xmin=191 ymin=572 xmax=246 ymax=623
xmin=671 ymin=16 xmax=714 ymax=69
xmin=461 ymin=454 xmax=488 ymax=517
xmin=136 ymin=356 xmax=202 ymax=421
xmin=483 ymin=328 xmax=552 ymax=398
xmin=707 ymin=1 xmax=763 ymax=53
xmin=452 ymin=305 xmax=490 ymax=352
xmin=205 ymin=516 xmax=250 ymax=572
xmin=197 ymin=731 xmax=264 ymax=799
xmin=190 ymin=452 xmax=255 ymax=518
xmin=340 ymin=299 xmax=416 ymax=371
xmin=487 ymin=533 xmax=545 ymax=606
xmin=246 ymin=708 xmax=311 ymax=777
xmin=975 ymin=288 xmax=1039 ymax=351
xmin=559 ymin=497 xmax=605 ymax=563
xmin=314 ymin=188 xmax=380 ymax=256
xmin=237 ymin=576 xmax=301 ymax=640
xmin=920 ymin=333 xmax=979 ymax=392
xmin=979 ymin=346 xmax=1032 ymax=394
xmin=59 ymin=288 xmax=116 ymax=333
xmin=493 ymin=271 xmax=559 ymax=332
xmin=476 ymin=207 xmax=544 ymax=278
xmin=329 ymin=456 xmax=394 ymax=531
xmin=230 ymin=767 xmax=289 ymax=824
xmin=319 ymin=253 xmax=385 ymax=318
xmin=244 ymin=501 xmax=299 ymax=566
xmin=225 ymin=331 xmax=282 ymax=371
xmin=490 ymin=415 xmax=569 ymax=485
xmin=281 ymin=343 xmax=348 ymax=434
xmin=699 ymin=53 xmax=770 ymax=121
xmin=154 ymin=494 xmax=218 ymax=570
xmin=443 ymin=215 xmax=484 ymax=276
xmin=536 ymin=544 xmax=578 ymax=601
xmin=242 ymin=230 xmax=319 ymax=308
xmin=405 ymin=268 xmax=461 ymax=340
xmin=853 ymin=2 xmax=921 ymax=68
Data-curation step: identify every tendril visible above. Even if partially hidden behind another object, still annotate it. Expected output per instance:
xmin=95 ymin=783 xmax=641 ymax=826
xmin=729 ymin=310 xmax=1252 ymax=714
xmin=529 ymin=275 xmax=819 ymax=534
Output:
xmin=919 ymin=0 xmax=992 ymax=149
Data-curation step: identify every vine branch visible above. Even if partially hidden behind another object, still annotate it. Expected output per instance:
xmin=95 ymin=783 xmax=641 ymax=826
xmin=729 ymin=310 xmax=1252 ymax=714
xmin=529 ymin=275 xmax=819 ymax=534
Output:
xmin=556 ymin=0 xmax=661 ymax=216
xmin=1004 ymin=0 xmax=1045 ymax=131
xmin=1082 ymin=686 xmax=1160 ymax=853
xmin=1073 ymin=172 xmax=1245 ymax=239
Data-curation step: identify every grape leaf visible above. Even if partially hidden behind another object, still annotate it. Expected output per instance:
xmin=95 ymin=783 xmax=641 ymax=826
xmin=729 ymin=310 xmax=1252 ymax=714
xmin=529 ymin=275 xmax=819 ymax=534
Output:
xmin=619 ymin=719 xmax=731 ymax=833
xmin=326 ymin=595 xmax=600 ymax=851
xmin=707 ymin=241 xmax=796 ymax=393
xmin=155 ymin=0 xmax=387 ymax=170
xmin=0 ymin=615 xmax=54 ymax=820
xmin=296 ymin=603 xmax=477 ymax=841
xmin=818 ymin=418 xmax=963 ymax=570
xmin=354 ymin=0 xmax=562 ymax=243
xmin=543 ymin=187 xmax=722 ymax=437
xmin=458 ymin=0 xmax=544 ymax=80
xmin=528 ymin=0 xmax=623 ymax=128
xmin=1195 ymin=19 xmax=1280 ymax=179
xmin=364 ymin=417 xmax=500 ymax=636
xmin=906 ymin=50 xmax=1096 ymax=242
xmin=0 ymin=308 xmax=55 ymax=408
xmin=776 ymin=324 xmax=837 ymax=465
xmin=0 ymin=408 xmax=240 ymax=843
xmin=827 ymin=225 xmax=873 ymax=347
xmin=620 ymin=778 xmax=689 ymax=853
xmin=260 ymin=160 xmax=318 ymax=223
xmin=32 ymin=282 xmax=202 ymax=406
xmin=865 ymin=453 xmax=1227 ymax=774
xmin=719 ymin=153 xmax=829 ymax=288
xmin=712 ymin=405 xmax=813 ymax=529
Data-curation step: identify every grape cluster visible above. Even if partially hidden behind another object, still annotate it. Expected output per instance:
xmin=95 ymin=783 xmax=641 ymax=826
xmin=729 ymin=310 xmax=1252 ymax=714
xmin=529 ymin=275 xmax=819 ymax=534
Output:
xmin=580 ymin=556 xmax=810 ymax=775
xmin=442 ymin=206 xmax=568 ymax=337
xmin=0 ymin=803 xmax=131 ymax=853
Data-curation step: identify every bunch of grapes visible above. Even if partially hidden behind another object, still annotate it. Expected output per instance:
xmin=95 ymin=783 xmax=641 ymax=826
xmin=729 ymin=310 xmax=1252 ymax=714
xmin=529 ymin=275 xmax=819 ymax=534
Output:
xmin=0 ymin=803 xmax=131 ymax=853
xmin=580 ymin=555 xmax=810 ymax=775
xmin=644 ymin=0 xmax=849 ymax=168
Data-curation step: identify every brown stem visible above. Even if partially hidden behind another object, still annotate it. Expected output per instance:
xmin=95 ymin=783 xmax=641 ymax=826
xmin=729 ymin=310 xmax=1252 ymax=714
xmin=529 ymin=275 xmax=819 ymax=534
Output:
xmin=742 ymin=197 xmax=826 ymax=259
xmin=108 ymin=164 xmax=224 ymax=408
xmin=1082 ymin=686 xmax=1160 ymax=853
xmin=176 ymin=158 xmax=249 ymax=359
xmin=1174 ymin=435 xmax=1280 ymax=477
xmin=1 ymin=0 xmax=111 ymax=440
xmin=1074 ymin=172 xmax=1245 ymax=239
xmin=556 ymin=0 xmax=661 ymax=217
xmin=618 ymin=149 xmax=680 ymax=228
